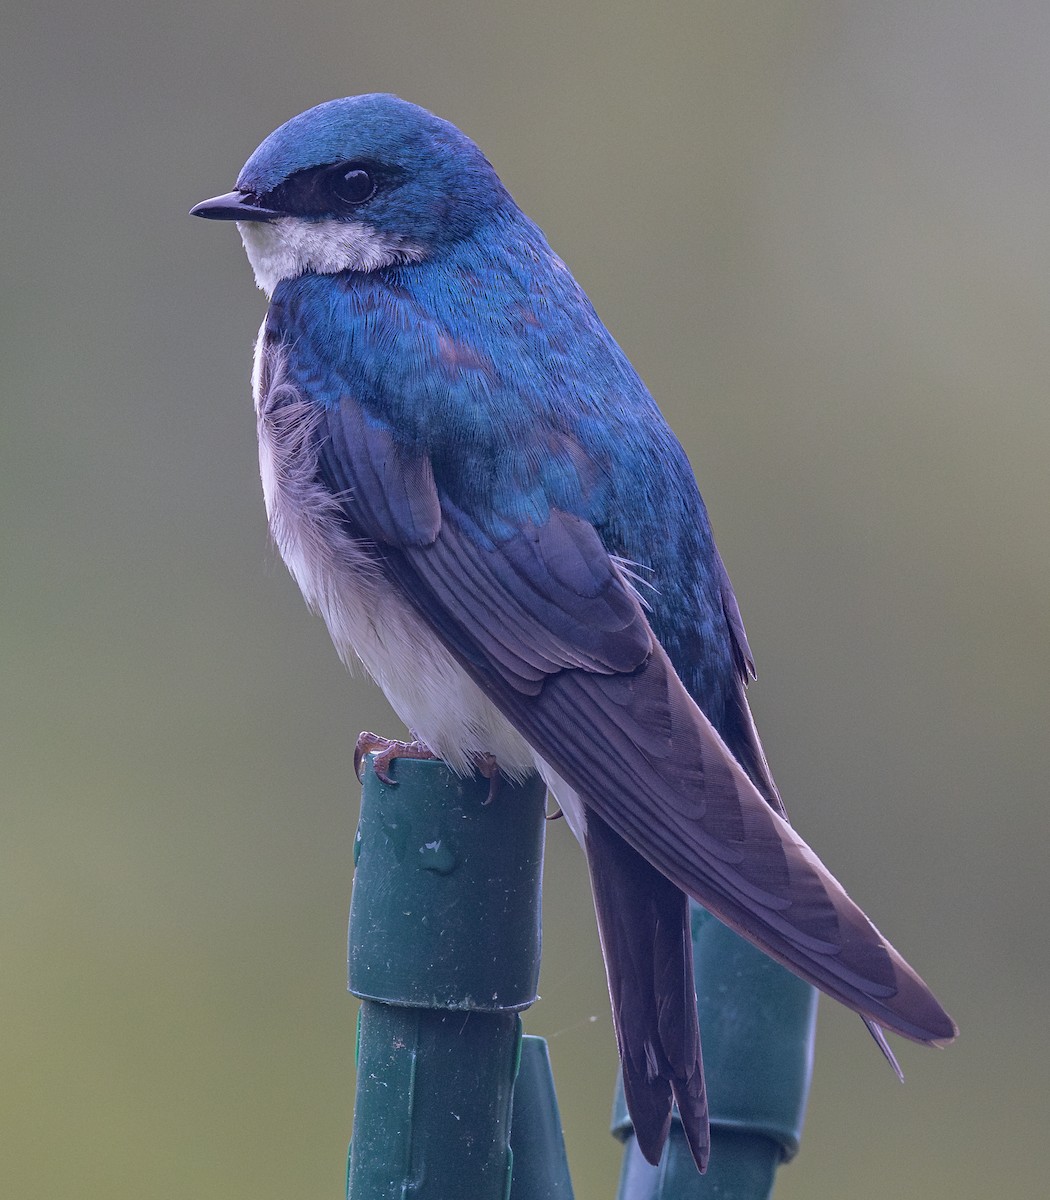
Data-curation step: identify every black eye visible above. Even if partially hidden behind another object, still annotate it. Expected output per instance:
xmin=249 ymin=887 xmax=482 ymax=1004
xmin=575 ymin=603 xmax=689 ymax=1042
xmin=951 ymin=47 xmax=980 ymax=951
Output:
xmin=333 ymin=165 xmax=376 ymax=205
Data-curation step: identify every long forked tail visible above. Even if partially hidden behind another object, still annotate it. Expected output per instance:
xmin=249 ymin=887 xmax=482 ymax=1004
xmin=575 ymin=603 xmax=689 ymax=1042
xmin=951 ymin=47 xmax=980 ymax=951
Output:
xmin=585 ymin=810 xmax=709 ymax=1170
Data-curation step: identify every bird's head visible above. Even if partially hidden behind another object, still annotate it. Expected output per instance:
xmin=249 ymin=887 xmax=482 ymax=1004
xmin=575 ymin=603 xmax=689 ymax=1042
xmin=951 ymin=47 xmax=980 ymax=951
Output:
xmin=191 ymin=94 xmax=510 ymax=296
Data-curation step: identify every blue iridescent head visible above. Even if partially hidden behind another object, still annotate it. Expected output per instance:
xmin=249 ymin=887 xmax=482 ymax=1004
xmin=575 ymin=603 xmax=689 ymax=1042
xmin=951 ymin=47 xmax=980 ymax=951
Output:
xmin=191 ymin=94 xmax=512 ymax=294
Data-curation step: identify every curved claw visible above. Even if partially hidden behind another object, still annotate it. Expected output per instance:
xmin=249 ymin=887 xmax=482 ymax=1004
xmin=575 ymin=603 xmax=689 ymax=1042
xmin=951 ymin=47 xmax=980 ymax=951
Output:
xmin=353 ymin=735 xmax=507 ymax=803
xmin=354 ymin=731 xmax=438 ymax=785
xmin=470 ymin=752 xmax=503 ymax=804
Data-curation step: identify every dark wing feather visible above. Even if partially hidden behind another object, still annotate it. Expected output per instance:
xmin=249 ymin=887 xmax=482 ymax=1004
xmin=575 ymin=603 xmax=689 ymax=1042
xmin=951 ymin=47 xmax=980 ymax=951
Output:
xmin=320 ymin=397 xmax=441 ymax=546
xmin=715 ymin=546 xmax=756 ymax=683
xmin=409 ymin=503 xmax=653 ymax=683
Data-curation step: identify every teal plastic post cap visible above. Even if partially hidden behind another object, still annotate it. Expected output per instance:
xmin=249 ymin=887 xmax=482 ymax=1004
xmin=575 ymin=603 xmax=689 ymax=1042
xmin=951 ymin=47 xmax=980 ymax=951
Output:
xmin=510 ymin=1036 xmax=575 ymax=1200
xmin=615 ymin=1126 xmax=781 ymax=1200
xmin=689 ymin=905 xmax=817 ymax=1160
xmin=349 ymin=757 xmax=547 ymax=1011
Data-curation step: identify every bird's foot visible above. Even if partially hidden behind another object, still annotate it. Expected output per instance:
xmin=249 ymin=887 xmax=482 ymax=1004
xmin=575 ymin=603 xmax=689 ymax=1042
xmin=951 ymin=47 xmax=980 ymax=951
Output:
xmin=470 ymin=752 xmax=503 ymax=805
xmin=354 ymin=731 xmax=439 ymax=785
xmin=353 ymin=734 xmax=505 ymax=803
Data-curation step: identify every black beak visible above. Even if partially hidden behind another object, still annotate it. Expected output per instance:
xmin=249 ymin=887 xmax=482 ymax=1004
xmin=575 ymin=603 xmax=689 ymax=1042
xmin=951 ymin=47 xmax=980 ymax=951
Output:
xmin=189 ymin=190 xmax=283 ymax=222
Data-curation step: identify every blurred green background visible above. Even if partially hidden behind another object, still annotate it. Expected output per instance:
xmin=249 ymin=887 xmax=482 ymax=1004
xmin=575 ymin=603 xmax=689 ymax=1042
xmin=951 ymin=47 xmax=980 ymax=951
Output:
xmin=2 ymin=1 xmax=1046 ymax=1196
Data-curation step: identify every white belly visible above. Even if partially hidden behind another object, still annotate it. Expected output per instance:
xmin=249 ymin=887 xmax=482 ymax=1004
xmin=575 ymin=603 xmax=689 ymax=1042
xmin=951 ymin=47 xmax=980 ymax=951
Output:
xmin=252 ymin=331 xmax=542 ymax=788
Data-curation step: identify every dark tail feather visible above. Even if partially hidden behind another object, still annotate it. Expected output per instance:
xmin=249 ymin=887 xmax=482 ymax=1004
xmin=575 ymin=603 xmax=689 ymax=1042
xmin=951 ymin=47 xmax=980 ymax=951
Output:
xmin=585 ymin=810 xmax=709 ymax=1171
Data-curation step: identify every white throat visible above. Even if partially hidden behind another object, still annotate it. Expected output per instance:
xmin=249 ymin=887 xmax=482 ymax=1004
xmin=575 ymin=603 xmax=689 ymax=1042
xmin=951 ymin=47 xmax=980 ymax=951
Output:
xmin=237 ymin=217 xmax=425 ymax=296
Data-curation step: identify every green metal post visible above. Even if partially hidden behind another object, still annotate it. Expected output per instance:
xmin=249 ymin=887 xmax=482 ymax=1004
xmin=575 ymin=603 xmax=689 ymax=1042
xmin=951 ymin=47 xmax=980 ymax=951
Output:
xmin=612 ymin=904 xmax=818 ymax=1199
xmin=346 ymin=756 xmax=552 ymax=1199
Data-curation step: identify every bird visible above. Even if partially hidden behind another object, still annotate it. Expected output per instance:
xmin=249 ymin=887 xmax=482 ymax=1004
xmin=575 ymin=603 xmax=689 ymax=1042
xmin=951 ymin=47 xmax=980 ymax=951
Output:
xmin=191 ymin=93 xmax=956 ymax=1171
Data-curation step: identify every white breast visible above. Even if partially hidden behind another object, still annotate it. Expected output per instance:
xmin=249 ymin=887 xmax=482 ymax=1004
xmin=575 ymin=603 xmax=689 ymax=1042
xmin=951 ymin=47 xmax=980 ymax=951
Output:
xmin=251 ymin=329 xmax=541 ymax=786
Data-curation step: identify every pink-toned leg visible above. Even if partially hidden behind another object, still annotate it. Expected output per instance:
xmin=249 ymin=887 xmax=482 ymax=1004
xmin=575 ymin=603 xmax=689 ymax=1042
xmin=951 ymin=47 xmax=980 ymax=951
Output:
xmin=354 ymin=730 xmax=439 ymax=785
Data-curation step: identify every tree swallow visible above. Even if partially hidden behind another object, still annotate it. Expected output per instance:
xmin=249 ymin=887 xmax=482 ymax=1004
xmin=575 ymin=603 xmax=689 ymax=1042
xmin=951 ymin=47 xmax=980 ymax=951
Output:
xmin=192 ymin=94 xmax=956 ymax=1171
